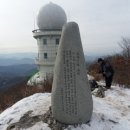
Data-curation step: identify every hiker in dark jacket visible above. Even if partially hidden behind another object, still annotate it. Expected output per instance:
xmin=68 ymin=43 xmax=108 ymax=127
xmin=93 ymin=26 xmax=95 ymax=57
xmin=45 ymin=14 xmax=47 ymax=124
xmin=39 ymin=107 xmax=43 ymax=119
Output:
xmin=98 ymin=58 xmax=114 ymax=89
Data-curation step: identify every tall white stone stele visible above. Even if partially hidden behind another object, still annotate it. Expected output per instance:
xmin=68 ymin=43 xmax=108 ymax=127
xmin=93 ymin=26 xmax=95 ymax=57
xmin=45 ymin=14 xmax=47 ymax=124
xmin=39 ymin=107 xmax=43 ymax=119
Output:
xmin=32 ymin=2 xmax=67 ymax=84
xmin=51 ymin=22 xmax=93 ymax=124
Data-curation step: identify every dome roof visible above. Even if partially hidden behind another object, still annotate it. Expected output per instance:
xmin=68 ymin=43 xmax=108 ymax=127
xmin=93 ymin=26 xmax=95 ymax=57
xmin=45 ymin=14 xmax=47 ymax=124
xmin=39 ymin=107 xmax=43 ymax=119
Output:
xmin=37 ymin=2 xmax=67 ymax=30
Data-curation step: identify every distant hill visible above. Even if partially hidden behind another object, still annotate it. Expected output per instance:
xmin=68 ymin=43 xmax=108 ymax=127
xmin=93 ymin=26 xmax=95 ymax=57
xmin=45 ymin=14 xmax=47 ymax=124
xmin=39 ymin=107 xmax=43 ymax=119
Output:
xmin=0 ymin=52 xmax=99 ymax=91
xmin=0 ymin=53 xmax=37 ymax=59
xmin=0 ymin=64 xmax=37 ymax=91
xmin=0 ymin=53 xmax=99 ymax=65
xmin=0 ymin=53 xmax=37 ymax=66
xmin=85 ymin=55 xmax=97 ymax=63
xmin=0 ymin=53 xmax=37 ymax=91
xmin=0 ymin=58 xmax=35 ymax=66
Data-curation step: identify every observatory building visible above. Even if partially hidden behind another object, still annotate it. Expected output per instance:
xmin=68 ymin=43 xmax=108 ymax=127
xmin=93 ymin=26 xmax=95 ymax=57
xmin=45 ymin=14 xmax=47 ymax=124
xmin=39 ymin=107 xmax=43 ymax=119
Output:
xmin=28 ymin=2 xmax=67 ymax=86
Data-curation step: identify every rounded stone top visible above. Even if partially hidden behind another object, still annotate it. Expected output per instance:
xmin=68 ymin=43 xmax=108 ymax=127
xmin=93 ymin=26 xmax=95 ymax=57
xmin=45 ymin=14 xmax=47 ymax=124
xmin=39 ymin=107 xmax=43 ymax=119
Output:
xmin=37 ymin=2 xmax=67 ymax=30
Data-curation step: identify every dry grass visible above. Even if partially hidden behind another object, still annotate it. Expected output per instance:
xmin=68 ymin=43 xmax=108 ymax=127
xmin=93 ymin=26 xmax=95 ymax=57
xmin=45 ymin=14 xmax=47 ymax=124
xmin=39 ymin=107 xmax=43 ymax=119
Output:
xmin=88 ymin=55 xmax=130 ymax=87
xmin=0 ymin=78 xmax=52 ymax=112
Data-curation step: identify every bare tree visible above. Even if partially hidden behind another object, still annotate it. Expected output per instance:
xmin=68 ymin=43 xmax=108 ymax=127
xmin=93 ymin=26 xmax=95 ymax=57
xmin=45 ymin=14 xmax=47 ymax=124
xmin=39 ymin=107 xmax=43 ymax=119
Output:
xmin=119 ymin=37 xmax=130 ymax=58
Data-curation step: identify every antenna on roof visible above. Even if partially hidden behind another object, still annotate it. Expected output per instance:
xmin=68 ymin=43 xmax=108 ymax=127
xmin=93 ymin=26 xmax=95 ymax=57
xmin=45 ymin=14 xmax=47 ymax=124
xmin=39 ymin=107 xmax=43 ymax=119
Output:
xmin=67 ymin=11 xmax=71 ymax=22
xmin=33 ymin=11 xmax=36 ymax=30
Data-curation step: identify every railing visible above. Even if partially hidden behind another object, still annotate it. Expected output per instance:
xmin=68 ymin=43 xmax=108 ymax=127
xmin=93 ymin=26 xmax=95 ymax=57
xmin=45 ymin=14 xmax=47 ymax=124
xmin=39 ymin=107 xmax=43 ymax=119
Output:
xmin=35 ymin=58 xmax=55 ymax=65
xmin=32 ymin=28 xmax=62 ymax=33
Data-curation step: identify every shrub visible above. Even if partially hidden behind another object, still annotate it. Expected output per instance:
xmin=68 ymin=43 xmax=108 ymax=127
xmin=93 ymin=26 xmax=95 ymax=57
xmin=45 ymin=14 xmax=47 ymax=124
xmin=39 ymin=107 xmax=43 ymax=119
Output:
xmin=0 ymin=78 xmax=52 ymax=112
xmin=88 ymin=55 xmax=130 ymax=87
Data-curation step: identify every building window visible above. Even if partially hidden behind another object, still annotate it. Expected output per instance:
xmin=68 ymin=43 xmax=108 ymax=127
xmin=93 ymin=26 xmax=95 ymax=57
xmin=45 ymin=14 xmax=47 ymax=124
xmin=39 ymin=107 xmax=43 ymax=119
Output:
xmin=44 ymin=53 xmax=47 ymax=59
xmin=56 ymin=38 xmax=59 ymax=45
xmin=43 ymin=39 xmax=47 ymax=45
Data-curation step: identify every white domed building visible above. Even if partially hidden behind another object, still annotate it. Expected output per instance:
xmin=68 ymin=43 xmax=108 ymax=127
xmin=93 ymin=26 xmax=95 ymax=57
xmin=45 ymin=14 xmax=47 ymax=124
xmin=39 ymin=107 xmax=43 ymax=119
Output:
xmin=37 ymin=2 xmax=67 ymax=30
xmin=28 ymin=2 xmax=67 ymax=86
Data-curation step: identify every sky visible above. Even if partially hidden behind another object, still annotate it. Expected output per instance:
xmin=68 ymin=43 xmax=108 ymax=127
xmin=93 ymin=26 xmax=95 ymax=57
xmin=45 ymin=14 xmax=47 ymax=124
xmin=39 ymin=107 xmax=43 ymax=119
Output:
xmin=0 ymin=0 xmax=130 ymax=56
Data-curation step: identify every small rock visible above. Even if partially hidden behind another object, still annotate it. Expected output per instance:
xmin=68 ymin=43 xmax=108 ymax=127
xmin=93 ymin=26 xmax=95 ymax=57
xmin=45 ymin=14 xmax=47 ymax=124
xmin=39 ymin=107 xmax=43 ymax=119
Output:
xmin=92 ymin=86 xmax=105 ymax=98
xmin=47 ymin=119 xmax=51 ymax=125
xmin=108 ymin=119 xmax=118 ymax=124
xmin=53 ymin=120 xmax=56 ymax=124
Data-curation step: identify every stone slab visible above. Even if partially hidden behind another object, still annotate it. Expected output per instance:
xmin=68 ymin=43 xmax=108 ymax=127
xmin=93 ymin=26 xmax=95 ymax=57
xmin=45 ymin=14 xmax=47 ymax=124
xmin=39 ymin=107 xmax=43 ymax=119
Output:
xmin=51 ymin=22 xmax=93 ymax=124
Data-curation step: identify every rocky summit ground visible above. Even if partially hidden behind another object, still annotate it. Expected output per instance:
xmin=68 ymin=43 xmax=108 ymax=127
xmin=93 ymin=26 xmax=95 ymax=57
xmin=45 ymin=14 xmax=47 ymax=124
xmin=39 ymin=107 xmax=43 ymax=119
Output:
xmin=0 ymin=83 xmax=130 ymax=130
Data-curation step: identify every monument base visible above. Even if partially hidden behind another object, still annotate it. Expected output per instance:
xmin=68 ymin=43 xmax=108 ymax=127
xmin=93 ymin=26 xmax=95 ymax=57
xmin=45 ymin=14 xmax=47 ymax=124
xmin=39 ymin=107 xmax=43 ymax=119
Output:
xmin=42 ymin=106 xmax=91 ymax=129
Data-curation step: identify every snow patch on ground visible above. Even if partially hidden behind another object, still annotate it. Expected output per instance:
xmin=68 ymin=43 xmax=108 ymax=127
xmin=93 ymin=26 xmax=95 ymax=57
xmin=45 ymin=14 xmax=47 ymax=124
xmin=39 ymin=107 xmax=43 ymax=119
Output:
xmin=0 ymin=93 xmax=51 ymax=130
xmin=0 ymin=85 xmax=130 ymax=130
xmin=25 ymin=122 xmax=51 ymax=130
xmin=27 ymin=72 xmax=43 ymax=86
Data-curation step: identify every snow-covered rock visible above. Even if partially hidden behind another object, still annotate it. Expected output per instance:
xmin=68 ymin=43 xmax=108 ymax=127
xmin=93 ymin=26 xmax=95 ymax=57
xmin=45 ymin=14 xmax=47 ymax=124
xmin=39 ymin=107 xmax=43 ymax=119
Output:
xmin=0 ymin=85 xmax=130 ymax=130
xmin=27 ymin=72 xmax=44 ymax=86
xmin=0 ymin=93 xmax=51 ymax=130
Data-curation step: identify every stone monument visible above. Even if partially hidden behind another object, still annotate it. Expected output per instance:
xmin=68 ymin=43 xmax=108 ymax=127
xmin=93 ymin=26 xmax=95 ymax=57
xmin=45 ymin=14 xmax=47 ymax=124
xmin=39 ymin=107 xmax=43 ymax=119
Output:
xmin=51 ymin=22 xmax=93 ymax=124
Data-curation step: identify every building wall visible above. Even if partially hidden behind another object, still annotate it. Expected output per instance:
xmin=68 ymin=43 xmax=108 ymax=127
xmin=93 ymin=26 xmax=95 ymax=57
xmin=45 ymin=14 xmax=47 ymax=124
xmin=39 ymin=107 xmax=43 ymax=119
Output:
xmin=39 ymin=65 xmax=54 ymax=79
xmin=35 ymin=31 xmax=61 ymax=80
